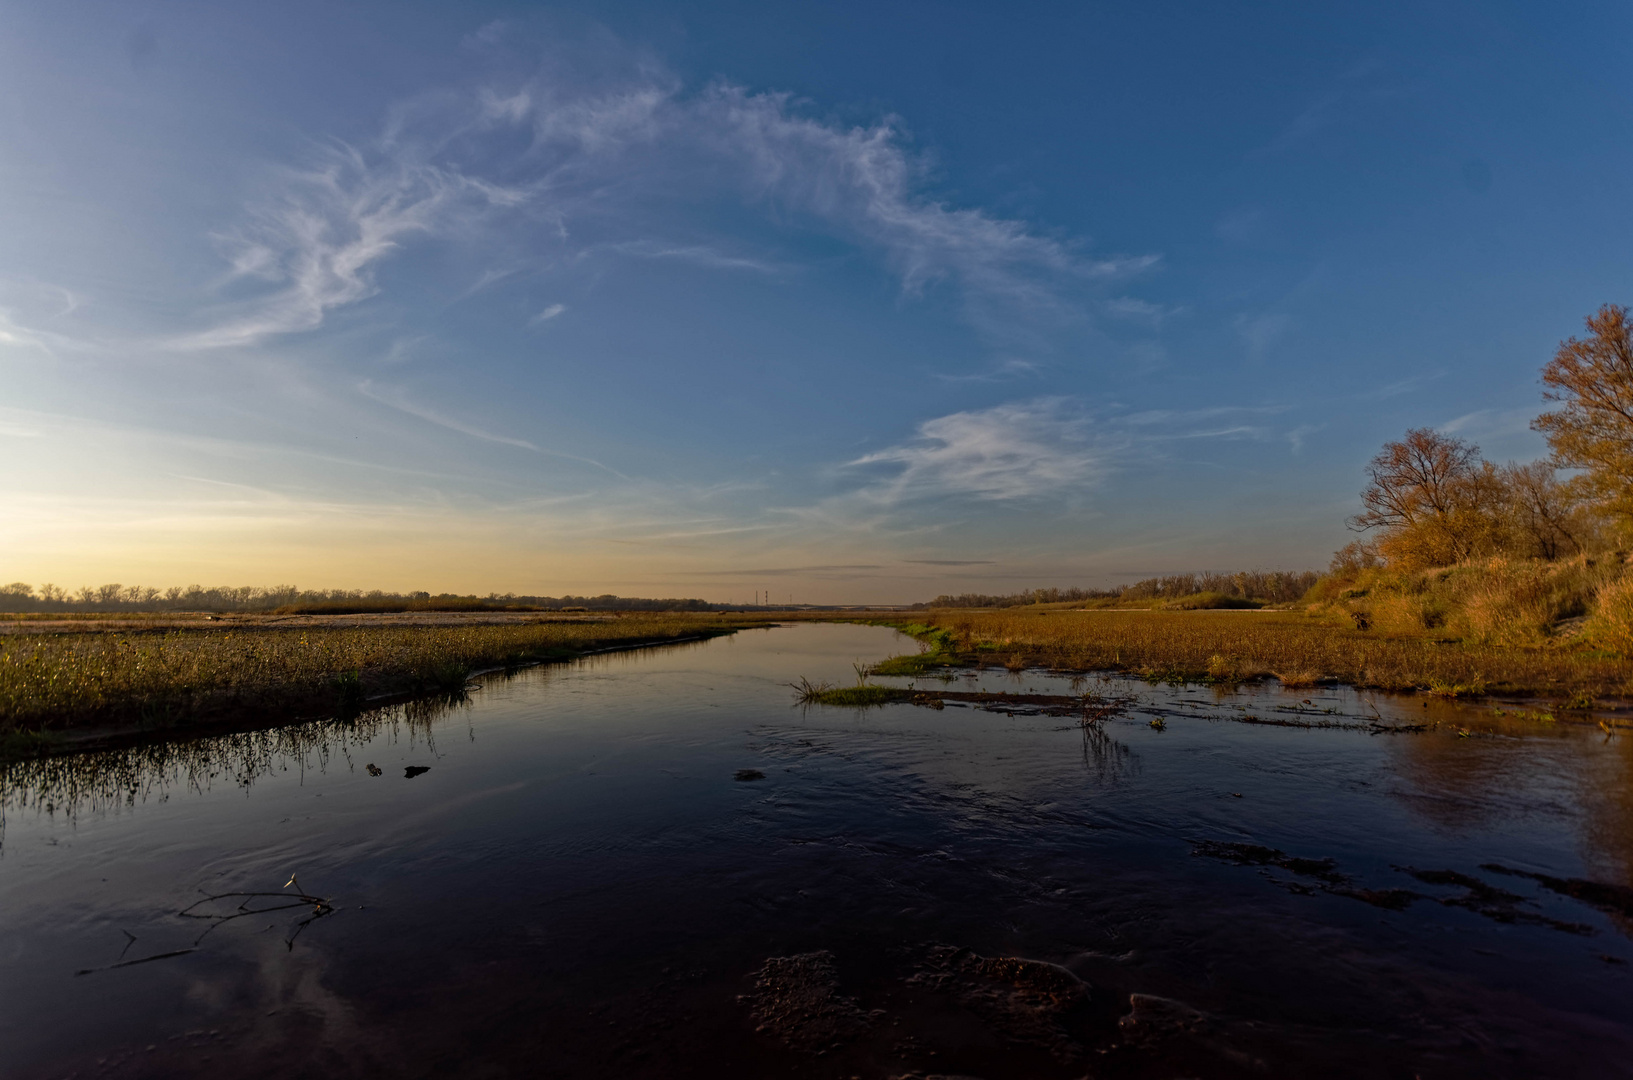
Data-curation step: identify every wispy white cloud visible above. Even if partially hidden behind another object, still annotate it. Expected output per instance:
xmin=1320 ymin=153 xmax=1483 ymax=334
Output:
xmin=1103 ymin=296 xmax=1173 ymax=323
xmin=462 ymin=19 xmax=509 ymax=51
xmin=692 ymin=83 xmax=1157 ymax=324
xmin=0 ymin=310 xmax=57 ymax=358
xmin=1360 ymin=371 xmax=1445 ymax=400
xmin=529 ymin=303 xmax=566 ymax=324
xmin=1234 ymin=311 xmax=1291 ymax=361
xmin=933 ymin=358 xmax=1039 ymax=383
xmin=840 ymin=399 xmax=1298 ymax=510
xmin=848 ymin=398 xmax=1110 ymax=504
xmin=175 ymin=145 xmax=532 ymax=350
xmin=356 ymin=380 xmax=629 ymax=478
xmin=0 ymin=281 xmax=90 ymax=359
xmin=1439 ymin=407 xmax=1541 ymax=445
xmin=1285 ymin=423 xmax=1320 ymax=455
xmin=157 ymin=65 xmax=1154 ymax=358
xmin=605 ymin=240 xmax=783 ymax=274
xmin=1215 ymin=206 xmax=1264 ymax=244
xmin=675 ymin=563 xmax=884 ymax=577
xmin=461 ymin=266 xmax=524 ymax=298
xmin=0 ymin=418 xmax=45 ymax=438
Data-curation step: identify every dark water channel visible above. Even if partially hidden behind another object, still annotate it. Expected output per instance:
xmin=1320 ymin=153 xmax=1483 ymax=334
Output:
xmin=3 ymin=623 xmax=1631 ymax=1078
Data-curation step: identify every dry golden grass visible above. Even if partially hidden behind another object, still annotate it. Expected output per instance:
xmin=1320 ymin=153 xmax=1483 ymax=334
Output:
xmin=913 ymin=607 xmax=1631 ymax=699
xmin=1590 ymin=576 xmax=1633 ymax=656
xmin=0 ymin=614 xmax=741 ymax=742
xmin=1310 ymin=554 xmax=1628 ymax=645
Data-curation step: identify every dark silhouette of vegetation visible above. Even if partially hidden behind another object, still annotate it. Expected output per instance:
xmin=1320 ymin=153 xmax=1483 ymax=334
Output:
xmin=926 ymin=587 xmax=1115 ymax=609
xmin=0 ymin=583 xmax=716 ymax=615
xmin=927 ymin=571 xmax=1320 ymax=610
xmin=1119 ymin=571 xmax=1321 ymax=605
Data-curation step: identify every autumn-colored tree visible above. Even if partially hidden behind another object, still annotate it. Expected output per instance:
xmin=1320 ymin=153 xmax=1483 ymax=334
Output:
xmin=1328 ymin=539 xmax=1381 ymax=576
xmin=1533 ymin=304 xmax=1633 ymax=527
xmin=1497 ymin=459 xmax=1584 ymax=560
xmin=1349 ymin=428 xmax=1502 ymax=568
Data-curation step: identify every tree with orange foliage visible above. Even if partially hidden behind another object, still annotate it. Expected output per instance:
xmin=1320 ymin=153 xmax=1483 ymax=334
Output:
xmin=1533 ymin=304 xmax=1633 ymax=528
xmin=1348 ymin=428 xmax=1502 ymax=569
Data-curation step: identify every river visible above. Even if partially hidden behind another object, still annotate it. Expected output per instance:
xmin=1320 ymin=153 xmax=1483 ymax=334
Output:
xmin=2 ymin=622 xmax=1629 ymax=1077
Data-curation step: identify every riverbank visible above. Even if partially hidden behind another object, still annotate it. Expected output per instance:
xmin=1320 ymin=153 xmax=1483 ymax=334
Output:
xmin=855 ymin=609 xmax=1632 ymax=716
xmin=0 ymin=612 xmax=752 ymax=757
xmin=9 ymin=603 xmax=1630 ymax=759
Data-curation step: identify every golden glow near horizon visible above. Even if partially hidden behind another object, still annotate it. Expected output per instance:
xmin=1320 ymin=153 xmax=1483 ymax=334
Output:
xmin=5 ymin=8 xmax=1600 ymax=602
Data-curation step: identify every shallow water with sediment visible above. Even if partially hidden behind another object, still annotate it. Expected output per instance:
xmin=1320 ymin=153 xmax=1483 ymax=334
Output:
xmin=2 ymin=622 xmax=1630 ymax=1078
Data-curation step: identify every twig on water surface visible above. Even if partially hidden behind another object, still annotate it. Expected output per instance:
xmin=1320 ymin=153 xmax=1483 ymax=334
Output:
xmin=1078 ymin=691 xmax=1135 ymax=729
xmin=179 ymin=873 xmax=335 ymax=950
xmin=76 ymin=947 xmax=198 ymax=976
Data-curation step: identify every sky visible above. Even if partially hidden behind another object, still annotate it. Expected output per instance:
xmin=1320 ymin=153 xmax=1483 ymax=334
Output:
xmin=2 ymin=0 xmax=1631 ymax=603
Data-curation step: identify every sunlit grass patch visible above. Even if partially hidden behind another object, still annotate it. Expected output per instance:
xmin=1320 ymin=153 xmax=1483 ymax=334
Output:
xmin=865 ymin=623 xmax=959 ymax=677
xmin=0 ymin=614 xmax=742 ymax=747
xmin=1426 ymin=676 xmax=1489 ymax=698
xmin=891 ymin=606 xmax=1630 ymax=702
xmin=788 ymin=675 xmax=900 ymax=708
xmin=807 ymin=685 xmax=901 ymax=708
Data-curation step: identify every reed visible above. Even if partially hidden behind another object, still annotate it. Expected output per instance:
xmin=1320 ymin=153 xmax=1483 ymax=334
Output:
xmin=901 ymin=607 xmax=1632 ymax=700
xmin=0 ymin=614 xmax=740 ymax=745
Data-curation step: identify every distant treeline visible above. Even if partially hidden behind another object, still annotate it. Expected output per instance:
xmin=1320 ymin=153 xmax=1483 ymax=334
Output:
xmin=0 ymin=583 xmax=715 ymax=614
xmin=926 ymin=587 xmax=1116 ymax=609
xmin=928 ymin=571 xmax=1321 ymax=609
xmin=1121 ymin=571 xmax=1322 ymax=604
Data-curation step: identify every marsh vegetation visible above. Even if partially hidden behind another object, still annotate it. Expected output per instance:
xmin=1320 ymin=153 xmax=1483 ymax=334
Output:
xmin=0 ymin=614 xmax=741 ymax=750
xmin=869 ymin=606 xmax=1629 ymax=703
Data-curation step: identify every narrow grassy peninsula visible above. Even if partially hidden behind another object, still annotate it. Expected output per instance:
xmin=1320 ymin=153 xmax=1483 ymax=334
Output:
xmin=0 ymin=613 xmax=745 ymax=754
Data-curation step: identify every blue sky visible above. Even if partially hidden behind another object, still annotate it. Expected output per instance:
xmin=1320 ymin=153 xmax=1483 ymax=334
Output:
xmin=2 ymin=1 xmax=1630 ymax=602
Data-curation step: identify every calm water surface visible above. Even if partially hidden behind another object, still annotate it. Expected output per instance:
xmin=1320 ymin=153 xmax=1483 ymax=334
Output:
xmin=2 ymin=623 xmax=1630 ymax=1078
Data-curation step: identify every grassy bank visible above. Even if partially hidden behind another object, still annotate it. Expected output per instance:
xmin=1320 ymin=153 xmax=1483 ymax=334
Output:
xmin=1307 ymin=554 xmax=1633 ymax=651
xmin=0 ymin=613 xmax=744 ymax=753
xmin=874 ymin=607 xmax=1632 ymax=704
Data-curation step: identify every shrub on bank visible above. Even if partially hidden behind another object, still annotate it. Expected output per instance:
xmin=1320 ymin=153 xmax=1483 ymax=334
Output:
xmin=1310 ymin=554 xmax=1630 ymax=653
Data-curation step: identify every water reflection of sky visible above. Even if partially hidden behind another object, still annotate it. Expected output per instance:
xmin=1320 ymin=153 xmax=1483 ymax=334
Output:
xmin=2 ymin=623 xmax=1629 ymax=1078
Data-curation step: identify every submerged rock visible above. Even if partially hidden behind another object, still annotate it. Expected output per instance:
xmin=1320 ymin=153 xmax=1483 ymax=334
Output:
xmin=1117 ymin=993 xmax=1212 ymax=1049
xmin=908 ymin=945 xmax=1090 ymax=1061
xmin=743 ymin=950 xmax=872 ymax=1053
